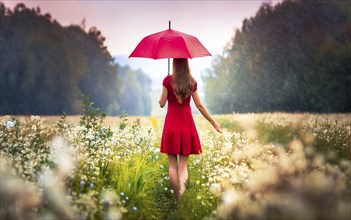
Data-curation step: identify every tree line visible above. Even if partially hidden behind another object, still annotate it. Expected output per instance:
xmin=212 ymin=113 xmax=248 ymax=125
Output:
xmin=204 ymin=0 xmax=351 ymax=113
xmin=0 ymin=3 xmax=151 ymax=116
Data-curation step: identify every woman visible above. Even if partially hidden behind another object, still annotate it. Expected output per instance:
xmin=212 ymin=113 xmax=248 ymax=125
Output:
xmin=159 ymin=58 xmax=221 ymax=201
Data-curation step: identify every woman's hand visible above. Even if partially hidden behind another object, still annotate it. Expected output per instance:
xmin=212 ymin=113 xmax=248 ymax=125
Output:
xmin=212 ymin=121 xmax=222 ymax=133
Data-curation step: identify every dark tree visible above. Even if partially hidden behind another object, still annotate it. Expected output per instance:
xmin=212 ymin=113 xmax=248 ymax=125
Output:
xmin=0 ymin=3 xmax=153 ymax=115
xmin=204 ymin=0 xmax=351 ymax=113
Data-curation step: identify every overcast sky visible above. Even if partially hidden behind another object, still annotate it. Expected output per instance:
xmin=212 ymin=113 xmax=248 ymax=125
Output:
xmin=3 ymin=0 xmax=281 ymax=90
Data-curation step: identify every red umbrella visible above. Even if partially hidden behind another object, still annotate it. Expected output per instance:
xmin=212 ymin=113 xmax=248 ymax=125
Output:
xmin=129 ymin=28 xmax=211 ymax=59
xmin=129 ymin=21 xmax=211 ymax=74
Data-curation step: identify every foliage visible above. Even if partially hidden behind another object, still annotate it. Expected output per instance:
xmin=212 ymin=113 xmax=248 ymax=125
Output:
xmin=118 ymin=66 xmax=153 ymax=116
xmin=0 ymin=3 xmax=152 ymax=116
xmin=204 ymin=0 xmax=351 ymax=113
xmin=0 ymin=116 xmax=56 ymax=181
xmin=1 ymin=102 xmax=350 ymax=219
xmin=254 ymin=113 xmax=351 ymax=164
xmin=1 ymin=112 xmax=350 ymax=219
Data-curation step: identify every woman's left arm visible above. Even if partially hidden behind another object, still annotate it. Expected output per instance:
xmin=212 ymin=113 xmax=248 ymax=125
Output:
xmin=159 ymin=86 xmax=168 ymax=108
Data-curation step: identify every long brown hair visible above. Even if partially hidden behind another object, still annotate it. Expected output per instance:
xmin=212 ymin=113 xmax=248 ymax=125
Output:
xmin=172 ymin=58 xmax=195 ymax=103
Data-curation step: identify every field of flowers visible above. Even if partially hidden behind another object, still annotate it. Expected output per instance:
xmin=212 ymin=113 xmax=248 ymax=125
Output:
xmin=1 ymin=99 xmax=350 ymax=220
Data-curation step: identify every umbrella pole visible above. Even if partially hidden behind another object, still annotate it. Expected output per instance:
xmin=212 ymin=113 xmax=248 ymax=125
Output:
xmin=168 ymin=20 xmax=171 ymax=75
xmin=168 ymin=59 xmax=170 ymax=75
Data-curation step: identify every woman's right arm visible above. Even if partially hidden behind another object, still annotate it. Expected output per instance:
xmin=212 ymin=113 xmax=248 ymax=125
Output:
xmin=192 ymin=91 xmax=221 ymax=133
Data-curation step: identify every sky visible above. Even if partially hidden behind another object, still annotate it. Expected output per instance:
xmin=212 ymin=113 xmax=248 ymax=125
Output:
xmin=2 ymin=0 xmax=281 ymax=91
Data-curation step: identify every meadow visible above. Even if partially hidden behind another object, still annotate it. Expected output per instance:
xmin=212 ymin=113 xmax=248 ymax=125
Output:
xmin=0 ymin=100 xmax=350 ymax=220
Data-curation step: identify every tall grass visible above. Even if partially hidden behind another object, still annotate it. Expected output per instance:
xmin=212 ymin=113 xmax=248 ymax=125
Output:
xmin=0 ymin=107 xmax=350 ymax=219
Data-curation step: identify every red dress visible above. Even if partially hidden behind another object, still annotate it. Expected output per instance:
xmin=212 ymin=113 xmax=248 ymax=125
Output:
xmin=160 ymin=75 xmax=202 ymax=156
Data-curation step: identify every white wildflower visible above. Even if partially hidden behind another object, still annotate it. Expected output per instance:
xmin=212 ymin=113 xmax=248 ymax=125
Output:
xmin=6 ymin=120 xmax=15 ymax=128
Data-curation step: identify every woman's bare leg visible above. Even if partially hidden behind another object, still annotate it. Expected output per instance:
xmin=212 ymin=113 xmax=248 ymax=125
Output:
xmin=168 ymin=154 xmax=180 ymax=201
xmin=178 ymin=155 xmax=189 ymax=198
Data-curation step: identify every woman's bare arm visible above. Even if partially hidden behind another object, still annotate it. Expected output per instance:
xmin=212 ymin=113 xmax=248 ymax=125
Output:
xmin=159 ymin=86 xmax=168 ymax=108
xmin=192 ymin=91 xmax=221 ymax=133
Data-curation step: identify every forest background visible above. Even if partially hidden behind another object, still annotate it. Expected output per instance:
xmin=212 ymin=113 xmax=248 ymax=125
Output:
xmin=0 ymin=0 xmax=350 ymax=116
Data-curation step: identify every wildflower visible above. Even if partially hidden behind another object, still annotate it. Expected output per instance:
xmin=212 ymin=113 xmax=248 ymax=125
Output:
xmin=209 ymin=183 xmax=221 ymax=196
xmin=246 ymin=168 xmax=278 ymax=191
xmin=90 ymin=183 xmax=94 ymax=189
xmin=170 ymin=189 xmax=174 ymax=194
xmin=107 ymin=207 xmax=123 ymax=220
xmin=132 ymin=206 xmax=138 ymax=211
xmin=125 ymin=196 xmax=129 ymax=200
xmin=164 ymin=187 xmax=168 ymax=191
xmin=6 ymin=120 xmax=15 ymax=128
xmin=86 ymin=133 xmax=95 ymax=140
xmin=51 ymin=137 xmax=74 ymax=175
xmin=80 ymin=181 xmax=85 ymax=187
xmin=222 ymin=189 xmax=240 ymax=206
xmin=120 ymin=192 xmax=125 ymax=197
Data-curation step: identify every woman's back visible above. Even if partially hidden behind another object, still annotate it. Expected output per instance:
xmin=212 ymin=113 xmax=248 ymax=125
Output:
xmin=160 ymin=74 xmax=201 ymax=156
xmin=163 ymin=75 xmax=194 ymax=107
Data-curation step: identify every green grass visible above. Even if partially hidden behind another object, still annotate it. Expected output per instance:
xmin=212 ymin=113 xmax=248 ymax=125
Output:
xmin=215 ymin=117 xmax=245 ymax=133
xmin=1 ymin=113 xmax=350 ymax=219
xmin=254 ymin=115 xmax=351 ymax=164
xmin=255 ymin=122 xmax=299 ymax=146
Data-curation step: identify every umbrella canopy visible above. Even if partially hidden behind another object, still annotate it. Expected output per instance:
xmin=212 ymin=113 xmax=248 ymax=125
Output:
xmin=129 ymin=28 xmax=211 ymax=59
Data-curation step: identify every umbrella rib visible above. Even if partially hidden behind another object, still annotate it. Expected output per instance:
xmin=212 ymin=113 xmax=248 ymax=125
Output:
xmin=154 ymin=34 xmax=162 ymax=59
xmin=180 ymin=35 xmax=193 ymax=58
